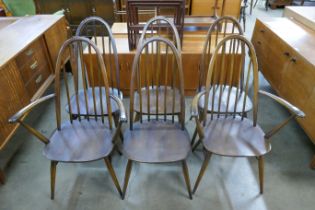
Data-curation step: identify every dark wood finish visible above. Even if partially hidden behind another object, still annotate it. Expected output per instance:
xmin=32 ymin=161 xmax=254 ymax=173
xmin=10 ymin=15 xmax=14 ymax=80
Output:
xmin=34 ymin=0 xmax=115 ymax=33
xmin=122 ymin=37 xmax=192 ymax=199
xmin=8 ymin=37 xmax=127 ymax=199
xmin=258 ymin=156 xmax=264 ymax=194
xmin=104 ymin=157 xmax=123 ymax=197
xmin=50 ymin=161 xmax=58 ymax=200
xmin=192 ymin=151 xmax=211 ymax=194
xmin=251 ymin=17 xmax=315 ymax=166
xmin=0 ymin=169 xmax=5 ymax=184
xmin=0 ymin=15 xmax=68 ymax=150
xmin=122 ymin=159 xmax=133 ymax=199
xmin=191 ymin=35 xmax=304 ymax=194
xmin=126 ymin=0 xmax=185 ymax=49
xmin=0 ymin=7 xmax=5 ymax=17
xmin=268 ymin=0 xmax=293 ymax=9
xmin=182 ymin=160 xmax=193 ymax=199
xmin=311 ymin=156 xmax=315 ymax=169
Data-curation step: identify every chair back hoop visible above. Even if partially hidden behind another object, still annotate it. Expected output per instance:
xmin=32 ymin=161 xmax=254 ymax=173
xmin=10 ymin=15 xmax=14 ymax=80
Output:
xmin=199 ymin=16 xmax=244 ymax=91
xmin=202 ymin=35 xmax=259 ymax=126
xmin=75 ymin=16 xmax=120 ymax=94
xmin=129 ymin=37 xmax=185 ymax=130
xmin=54 ymin=36 xmax=113 ymax=130
xmin=138 ymin=16 xmax=182 ymax=52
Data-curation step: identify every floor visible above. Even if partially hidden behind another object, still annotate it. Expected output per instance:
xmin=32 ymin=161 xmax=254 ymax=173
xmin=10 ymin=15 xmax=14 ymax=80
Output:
xmin=1 ymin=4 xmax=315 ymax=210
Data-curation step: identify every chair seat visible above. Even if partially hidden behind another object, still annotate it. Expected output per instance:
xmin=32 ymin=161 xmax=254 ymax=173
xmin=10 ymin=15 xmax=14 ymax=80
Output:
xmin=43 ymin=120 xmax=115 ymax=162
xmin=199 ymin=85 xmax=252 ymax=114
xmin=122 ymin=120 xmax=191 ymax=163
xmin=66 ymin=87 xmax=122 ymax=116
xmin=134 ymin=86 xmax=181 ymax=114
xmin=203 ymin=116 xmax=270 ymax=157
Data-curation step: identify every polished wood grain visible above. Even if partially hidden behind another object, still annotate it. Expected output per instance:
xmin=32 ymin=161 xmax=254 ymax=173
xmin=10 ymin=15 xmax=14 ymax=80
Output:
xmin=252 ymin=17 xmax=315 ymax=165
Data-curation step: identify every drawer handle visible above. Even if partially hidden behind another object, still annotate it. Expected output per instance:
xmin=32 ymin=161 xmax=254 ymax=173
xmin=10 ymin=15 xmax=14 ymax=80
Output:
xmin=35 ymin=74 xmax=43 ymax=84
xmin=290 ymin=57 xmax=297 ymax=63
xmin=92 ymin=7 xmax=96 ymax=13
xmin=30 ymin=61 xmax=38 ymax=70
xmin=25 ymin=49 xmax=34 ymax=56
xmin=260 ymin=29 xmax=265 ymax=33
xmin=283 ymin=52 xmax=290 ymax=57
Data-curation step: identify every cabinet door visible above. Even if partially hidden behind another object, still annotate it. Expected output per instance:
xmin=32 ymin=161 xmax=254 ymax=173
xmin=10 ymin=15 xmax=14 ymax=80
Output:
xmin=91 ymin=0 xmax=115 ymax=24
xmin=66 ymin=0 xmax=92 ymax=25
xmin=34 ymin=0 xmax=67 ymax=14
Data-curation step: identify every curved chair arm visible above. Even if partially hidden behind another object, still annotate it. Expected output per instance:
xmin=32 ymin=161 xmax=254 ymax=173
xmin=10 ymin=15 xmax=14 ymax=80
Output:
xmin=9 ymin=94 xmax=56 ymax=123
xmin=259 ymin=90 xmax=305 ymax=139
xmin=191 ymin=91 xmax=206 ymax=118
xmin=8 ymin=94 xmax=55 ymax=144
xmin=110 ymin=95 xmax=127 ymax=123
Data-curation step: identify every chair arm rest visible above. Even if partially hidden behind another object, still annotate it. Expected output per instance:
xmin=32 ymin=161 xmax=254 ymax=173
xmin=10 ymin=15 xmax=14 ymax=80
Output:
xmin=9 ymin=94 xmax=55 ymax=123
xmin=191 ymin=90 xmax=206 ymax=118
xmin=110 ymin=95 xmax=127 ymax=123
xmin=259 ymin=90 xmax=305 ymax=118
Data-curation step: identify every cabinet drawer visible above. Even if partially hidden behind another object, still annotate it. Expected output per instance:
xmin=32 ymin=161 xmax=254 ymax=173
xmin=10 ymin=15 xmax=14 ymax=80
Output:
xmin=25 ymin=66 xmax=51 ymax=97
xmin=15 ymin=38 xmax=43 ymax=68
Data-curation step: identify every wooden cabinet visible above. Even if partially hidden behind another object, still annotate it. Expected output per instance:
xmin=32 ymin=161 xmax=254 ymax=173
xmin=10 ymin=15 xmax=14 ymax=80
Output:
xmin=0 ymin=15 xmax=68 ymax=149
xmin=34 ymin=0 xmax=115 ymax=33
xmin=252 ymin=17 xmax=315 ymax=147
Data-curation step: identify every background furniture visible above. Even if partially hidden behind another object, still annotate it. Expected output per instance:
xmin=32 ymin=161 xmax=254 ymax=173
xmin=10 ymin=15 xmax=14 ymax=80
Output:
xmin=33 ymin=0 xmax=115 ymax=34
xmin=8 ymin=36 xmax=126 ymax=200
xmin=268 ymin=0 xmax=293 ymax=9
xmin=2 ymin=0 xmax=34 ymax=16
xmin=251 ymin=8 xmax=315 ymax=167
xmin=0 ymin=15 xmax=68 ymax=183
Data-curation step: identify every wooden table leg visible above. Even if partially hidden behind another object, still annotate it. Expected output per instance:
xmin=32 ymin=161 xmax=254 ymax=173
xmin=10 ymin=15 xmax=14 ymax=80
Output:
xmin=310 ymin=156 xmax=315 ymax=169
xmin=0 ymin=169 xmax=5 ymax=184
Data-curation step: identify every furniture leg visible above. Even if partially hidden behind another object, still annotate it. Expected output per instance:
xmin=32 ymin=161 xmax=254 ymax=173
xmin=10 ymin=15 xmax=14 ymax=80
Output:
xmin=0 ymin=169 xmax=5 ymax=184
xmin=50 ymin=161 xmax=58 ymax=200
xmin=191 ymin=128 xmax=197 ymax=146
xmin=182 ymin=160 xmax=193 ymax=199
xmin=104 ymin=157 xmax=123 ymax=199
xmin=122 ymin=159 xmax=133 ymax=199
xmin=193 ymin=152 xmax=212 ymax=194
xmin=192 ymin=139 xmax=202 ymax=152
xmin=258 ymin=156 xmax=264 ymax=194
xmin=310 ymin=155 xmax=315 ymax=169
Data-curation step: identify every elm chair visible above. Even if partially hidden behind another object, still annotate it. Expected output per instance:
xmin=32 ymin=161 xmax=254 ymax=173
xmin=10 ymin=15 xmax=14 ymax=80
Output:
xmin=121 ymin=37 xmax=192 ymax=199
xmin=9 ymin=37 xmax=127 ymax=199
xmin=133 ymin=16 xmax=182 ymax=122
xmin=191 ymin=16 xmax=249 ymax=148
xmin=67 ymin=16 xmax=122 ymax=121
xmin=191 ymin=35 xmax=305 ymax=194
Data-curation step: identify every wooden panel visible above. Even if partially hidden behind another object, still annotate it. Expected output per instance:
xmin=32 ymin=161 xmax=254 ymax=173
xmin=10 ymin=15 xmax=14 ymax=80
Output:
xmin=300 ymin=88 xmax=315 ymax=144
xmin=191 ymin=0 xmax=242 ymax=18
xmin=0 ymin=61 xmax=29 ymax=149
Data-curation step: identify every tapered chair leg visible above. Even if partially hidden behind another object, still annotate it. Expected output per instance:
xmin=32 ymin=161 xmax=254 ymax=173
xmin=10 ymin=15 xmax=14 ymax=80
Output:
xmin=192 ymin=139 xmax=201 ymax=152
xmin=122 ymin=159 xmax=133 ymax=199
xmin=193 ymin=152 xmax=212 ymax=194
xmin=50 ymin=161 xmax=58 ymax=200
xmin=104 ymin=157 xmax=123 ymax=199
xmin=0 ymin=169 xmax=5 ymax=184
xmin=182 ymin=160 xmax=193 ymax=199
xmin=310 ymin=155 xmax=315 ymax=169
xmin=258 ymin=156 xmax=264 ymax=194
xmin=191 ymin=128 xmax=197 ymax=146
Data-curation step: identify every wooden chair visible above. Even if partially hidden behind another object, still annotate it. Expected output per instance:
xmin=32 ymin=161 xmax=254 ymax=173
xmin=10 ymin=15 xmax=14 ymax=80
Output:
xmin=121 ymin=37 xmax=192 ymax=199
xmin=9 ymin=37 xmax=127 ymax=199
xmin=133 ymin=16 xmax=182 ymax=121
xmin=68 ymin=16 xmax=122 ymax=121
xmin=191 ymin=35 xmax=305 ymax=194
xmin=192 ymin=16 xmax=246 ymax=148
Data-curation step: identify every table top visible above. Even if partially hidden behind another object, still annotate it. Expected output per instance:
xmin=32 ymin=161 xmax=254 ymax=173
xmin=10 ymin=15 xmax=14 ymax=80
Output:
xmin=284 ymin=6 xmax=315 ymax=31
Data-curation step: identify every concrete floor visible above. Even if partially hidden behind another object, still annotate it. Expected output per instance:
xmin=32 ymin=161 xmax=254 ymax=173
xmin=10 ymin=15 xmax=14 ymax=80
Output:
xmin=1 ymin=4 xmax=315 ymax=210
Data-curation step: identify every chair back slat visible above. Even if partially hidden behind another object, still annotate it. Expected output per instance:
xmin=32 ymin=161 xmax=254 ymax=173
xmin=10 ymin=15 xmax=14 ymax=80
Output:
xmin=130 ymin=37 xmax=184 ymax=129
xmin=203 ymin=35 xmax=259 ymax=126
xmin=54 ymin=37 xmax=114 ymax=130
xmin=199 ymin=16 xmax=243 ymax=91
xmin=76 ymin=16 xmax=120 ymax=95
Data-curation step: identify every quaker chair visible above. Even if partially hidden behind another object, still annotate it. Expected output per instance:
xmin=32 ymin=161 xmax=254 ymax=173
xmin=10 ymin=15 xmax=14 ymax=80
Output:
xmin=191 ymin=35 xmax=305 ymax=194
xmin=133 ymin=16 xmax=182 ymax=122
xmin=121 ymin=37 xmax=192 ymax=199
xmin=67 ymin=16 xmax=122 ymax=121
xmin=191 ymin=16 xmax=247 ymax=147
xmin=9 ymin=37 xmax=127 ymax=199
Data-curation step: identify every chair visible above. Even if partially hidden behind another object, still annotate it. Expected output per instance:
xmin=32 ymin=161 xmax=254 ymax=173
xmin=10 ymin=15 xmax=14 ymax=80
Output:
xmin=69 ymin=16 xmax=122 ymax=121
xmin=192 ymin=16 xmax=246 ymax=147
xmin=9 ymin=37 xmax=127 ymax=199
xmin=121 ymin=37 xmax=192 ymax=199
xmin=191 ymin=35 xmax=305 ymax=194
xmin=133 ymin=16 xmax=182 ymax=122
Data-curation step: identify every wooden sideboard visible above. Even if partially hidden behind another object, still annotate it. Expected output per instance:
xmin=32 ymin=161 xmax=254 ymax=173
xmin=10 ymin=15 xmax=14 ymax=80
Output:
xmin=251 ymin=15 xmax=315 ymax=166
xmin=0 ymin=15 xmax=68 ymax=150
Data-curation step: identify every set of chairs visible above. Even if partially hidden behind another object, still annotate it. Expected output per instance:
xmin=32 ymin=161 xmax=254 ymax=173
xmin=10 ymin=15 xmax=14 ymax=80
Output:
xmin=9 ymin=15 xmax=304 ymax=200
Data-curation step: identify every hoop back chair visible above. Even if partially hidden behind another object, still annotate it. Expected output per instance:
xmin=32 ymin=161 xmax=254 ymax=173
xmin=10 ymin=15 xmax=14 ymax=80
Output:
xmin=121 ymin=37 xmax=192 ymax=199
xmin=9 ymin=37 xmax=127 ymax=199
xmin=133 ymin=16 xmax=182 ymax=121
xmin=67 ymin=16 xmax=122 ymax=120
xmin=191 ymin=35 xmax=305 ymax=194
